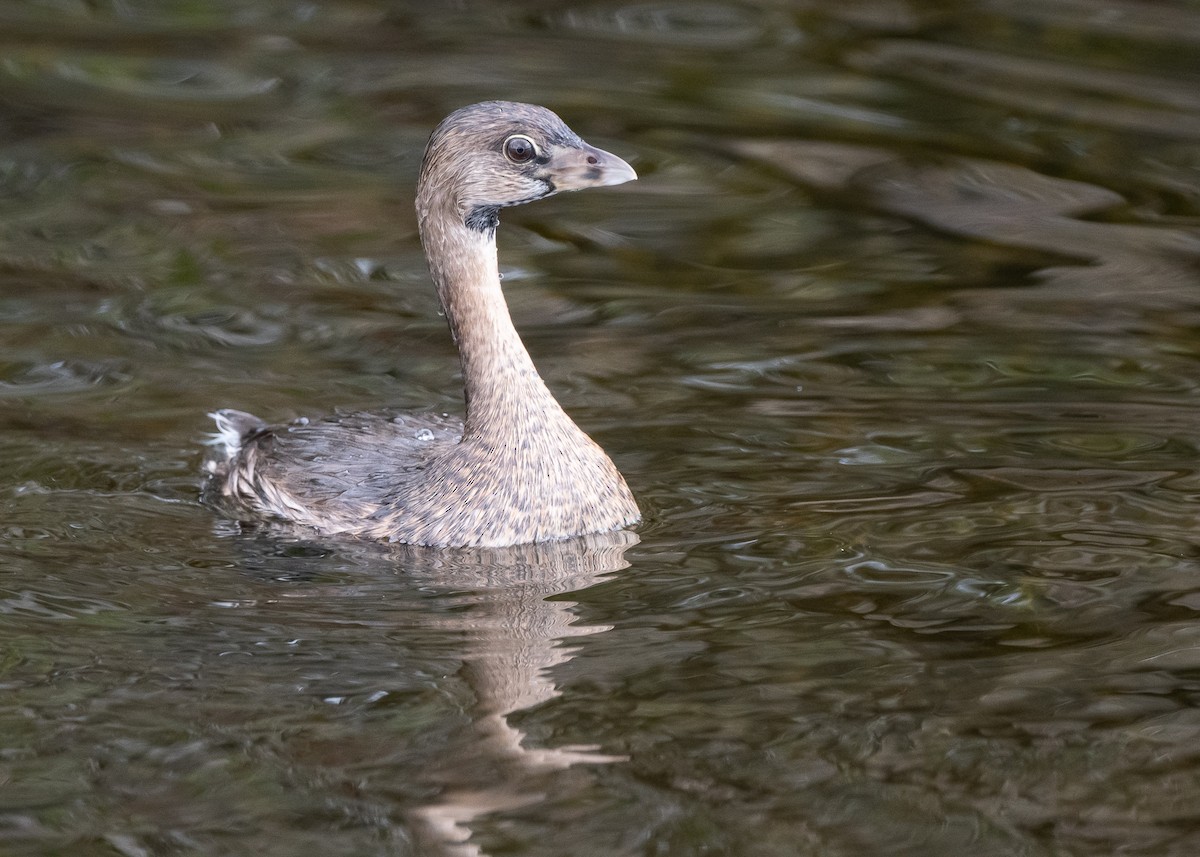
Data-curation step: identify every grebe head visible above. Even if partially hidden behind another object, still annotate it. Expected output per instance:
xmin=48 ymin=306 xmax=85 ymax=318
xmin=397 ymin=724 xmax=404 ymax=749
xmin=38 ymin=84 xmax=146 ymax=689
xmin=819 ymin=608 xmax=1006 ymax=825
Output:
xmin=417 ymin=101 xmax=637 ymax=235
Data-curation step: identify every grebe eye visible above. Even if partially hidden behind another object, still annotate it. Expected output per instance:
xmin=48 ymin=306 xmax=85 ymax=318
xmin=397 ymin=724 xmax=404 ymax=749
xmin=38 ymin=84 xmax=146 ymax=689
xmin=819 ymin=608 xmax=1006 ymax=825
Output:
xmin=503 ymin=135 xmax=538 ymax=163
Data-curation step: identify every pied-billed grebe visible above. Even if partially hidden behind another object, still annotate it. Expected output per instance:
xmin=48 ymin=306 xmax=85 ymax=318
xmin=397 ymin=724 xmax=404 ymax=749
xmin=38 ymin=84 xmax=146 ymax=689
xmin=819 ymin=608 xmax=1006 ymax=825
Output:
xmin=203 ymin=101 xmax=641 ymax=547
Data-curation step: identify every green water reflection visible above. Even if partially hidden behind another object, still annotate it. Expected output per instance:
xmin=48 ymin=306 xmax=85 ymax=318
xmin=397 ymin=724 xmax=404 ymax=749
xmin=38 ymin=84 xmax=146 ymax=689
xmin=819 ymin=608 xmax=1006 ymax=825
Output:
xmin=2 ymin=1 xmax=1200 ymax=855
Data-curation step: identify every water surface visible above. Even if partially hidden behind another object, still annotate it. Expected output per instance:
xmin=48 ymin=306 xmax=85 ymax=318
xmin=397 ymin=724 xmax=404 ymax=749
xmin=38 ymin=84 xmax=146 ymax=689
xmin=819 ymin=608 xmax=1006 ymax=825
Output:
xmin=3 ymin=1 xmax=1200 ymax=855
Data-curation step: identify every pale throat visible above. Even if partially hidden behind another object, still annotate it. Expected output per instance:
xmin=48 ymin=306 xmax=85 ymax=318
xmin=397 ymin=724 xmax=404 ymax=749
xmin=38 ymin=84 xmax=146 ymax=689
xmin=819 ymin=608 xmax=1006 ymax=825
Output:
xmin=419 ymin=206 xmax=574 ymax=440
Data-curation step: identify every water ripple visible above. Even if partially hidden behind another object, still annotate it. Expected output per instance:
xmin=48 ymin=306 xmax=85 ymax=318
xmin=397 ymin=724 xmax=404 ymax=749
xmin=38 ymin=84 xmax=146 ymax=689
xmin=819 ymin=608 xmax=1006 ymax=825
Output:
xmin=108 ymin=293 xmax=288 ymax=350
xmin=981 ymin=0 xmax=1200 ymax=48
xmin=0 ymin=589 xmax=127 ymax=619
xmin=850 ymin=40 xmax=1200 ymax=139
xmin=0 ymin=53 xmax=280 ymax=115
xmin=546 ymin=2 xmax=771 ymax=48
xmin=732 ymin=140 xmax=1200 ymax=307
xmin=0 ymin=359 xmax=129 ymax=398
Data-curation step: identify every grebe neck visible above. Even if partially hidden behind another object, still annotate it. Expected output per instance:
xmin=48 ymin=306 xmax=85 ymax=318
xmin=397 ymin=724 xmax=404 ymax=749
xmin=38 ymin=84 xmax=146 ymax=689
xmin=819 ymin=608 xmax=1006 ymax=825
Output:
xmin=417 ymin=205 xmax=571 ymax=442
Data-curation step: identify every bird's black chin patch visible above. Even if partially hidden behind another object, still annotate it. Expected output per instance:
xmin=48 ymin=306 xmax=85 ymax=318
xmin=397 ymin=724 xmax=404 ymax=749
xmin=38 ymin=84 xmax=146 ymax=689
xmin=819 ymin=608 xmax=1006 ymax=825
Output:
xmin=464 ymin=206 xmax=499 ymax=235
xmin=463 ymin=179 xmax=556 ymax=235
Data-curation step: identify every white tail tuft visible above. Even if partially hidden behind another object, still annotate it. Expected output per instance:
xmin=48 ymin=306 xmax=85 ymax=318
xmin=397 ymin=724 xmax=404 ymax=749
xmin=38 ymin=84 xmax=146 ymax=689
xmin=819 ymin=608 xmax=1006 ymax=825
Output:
xmin=204 ymin=409 xmax=266 ymax=459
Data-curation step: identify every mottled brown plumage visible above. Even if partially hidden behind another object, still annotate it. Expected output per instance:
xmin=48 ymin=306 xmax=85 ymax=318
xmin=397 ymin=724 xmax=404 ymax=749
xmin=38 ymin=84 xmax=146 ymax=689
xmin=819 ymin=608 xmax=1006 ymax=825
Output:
xmin=202 ymin=101 xmax=641 ymax=547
